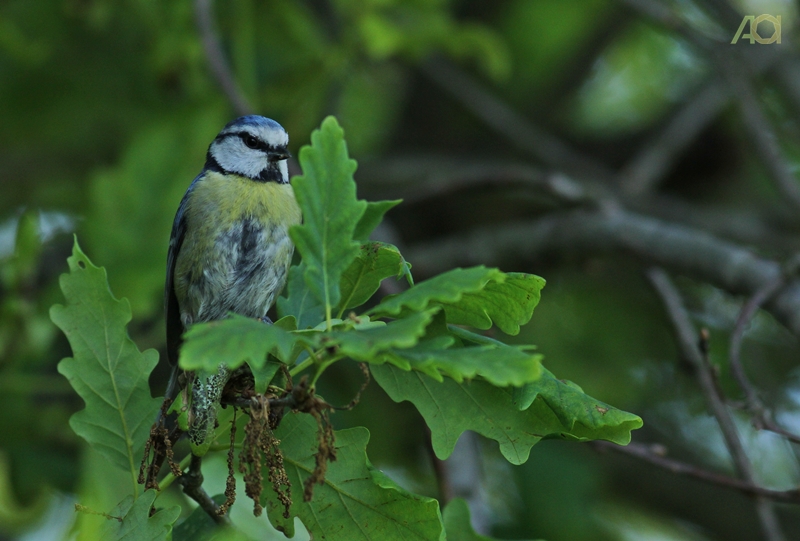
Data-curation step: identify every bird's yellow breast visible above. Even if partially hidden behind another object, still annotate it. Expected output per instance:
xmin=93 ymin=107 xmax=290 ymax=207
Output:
xmin=174 ymin=170 xmax=302 ymax=323
xmin=187 ymin=171 xmax=301 ymax=234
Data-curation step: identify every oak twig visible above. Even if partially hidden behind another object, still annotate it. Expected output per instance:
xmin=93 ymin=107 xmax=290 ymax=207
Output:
xmin=647 ymin=267 xmax=785 ymax=541
xmin=180 ymin=454 xmax=232 ymax=526
xmin=420 ymin=58 xmax=615 ymax=183
xmin=729 ymin=258 xmax=800 ymax=445
xmin=593 ymin=440 xmax=800 ymax=503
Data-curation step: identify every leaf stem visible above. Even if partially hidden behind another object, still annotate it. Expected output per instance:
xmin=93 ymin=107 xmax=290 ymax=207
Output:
xmin=158 ymin=454 xmax=192 ymax=493
xmin=325 ymin=303 xmax=333 ymax=332
xmin=290 ymin=357 xmax=315 ymax=377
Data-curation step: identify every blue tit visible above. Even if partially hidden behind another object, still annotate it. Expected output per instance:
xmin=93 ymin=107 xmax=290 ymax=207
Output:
xmin=164 ymin=115 xmax=301 ymax=455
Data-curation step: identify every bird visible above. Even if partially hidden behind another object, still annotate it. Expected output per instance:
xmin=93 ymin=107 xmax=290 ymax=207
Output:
xmin=163 ymin=115 xmax=301 ymax=455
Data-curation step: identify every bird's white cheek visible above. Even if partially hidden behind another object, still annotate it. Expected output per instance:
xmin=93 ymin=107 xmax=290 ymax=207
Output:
xmin=211 ymin=139 xmax=267 ymax=178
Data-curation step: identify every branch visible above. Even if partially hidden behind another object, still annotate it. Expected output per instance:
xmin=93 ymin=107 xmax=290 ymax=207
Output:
xmin=617 ymin=0 xmax=789 ymax=200
xmin=194 ymin=0 xmax=253 ymax=116
xmin=405 ymin=208 xmax=800 ymax=335
xmin=420 ymin=58 xmax=615 ymax=183
xmin=729 ymin=261 xmax=800 ymax=445
xmin=359 ymin=157 xmax=597 ymax=205
xmin=592 ymin=440 xmax=800 ymax=503
xmin=180 ymin=454 xmax=231 ymax=525
xmin=364 ymin=156 xmax=800 ymax=254
xmin=719 ymin=54 xmax=800 ymax=212
xmin=619 ymin=82 xmax=728 ymax=195
xmin=647 ymin=267 xmax=786 ymax=541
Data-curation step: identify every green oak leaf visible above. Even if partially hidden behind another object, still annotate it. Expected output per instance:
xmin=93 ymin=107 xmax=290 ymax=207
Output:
xmin=382 ymin=343 xmax=542 ymax=387
xmin=290 ymin=116 xmax=367 ymax=312
xmin=353 ymin=199 xmax=402 ymax=242
xmin=179 ymin=314 xmax=297 ymax=371
xmin=441 ymin=273 xmax=545 ymax=335
xmin=443 ymin=498 xmax=543 ymax=541
xmin=512 ymin=366 xmax=644 ymax=438
xmin=99 ymin=490 xmax=180 ymax=541
xmin=328 ymin=310 xmax=437 ymax=358
xmin=250 ymin=360 xmax=283 ymax=395
xmin=264 ymin=412 xmax=444 ymax=541
xmin=277 ymin=263 xmax=326 ymax=330
xmin=368 ymin=266 xmax=504 ymax=319
xmin=336 ymin=242 xmax=411 ymax=317
xmin=51 ymin=239 xmax=160 ymax=482
xmin=372 ymin=364 xmax=642 ymax=465
xmin=326 ymin=310 xmax=540 ymax=385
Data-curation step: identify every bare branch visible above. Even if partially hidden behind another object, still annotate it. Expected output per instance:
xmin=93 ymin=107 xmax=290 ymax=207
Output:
xmin=729 ymin=260 xmax=800 ymax=445
xmin=620 ymin=82 xmax=728 ymax=195
xmin=364 ymin=156 xmax=800 ymax=255
xmin=194 ymin=0 xmax=253 ymax=116
xmin=420 ymin=58 xmax=615 ymax=183
xmin=593 ymin=440 xmax=800 ymax=503
xmin=720 ymin=55 xmax=800 ymax=211
xmin=405 ymin=208 xmax=800 ymax=335
xmin=180 ymin=454 xmax=232 ymax=525
xmin=647 ymin=267 xmax=785 ymax=541
xmin=360 ymin=157 xmax=596 ymax=205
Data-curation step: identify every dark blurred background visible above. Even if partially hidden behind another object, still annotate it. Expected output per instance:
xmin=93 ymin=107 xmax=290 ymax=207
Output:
xmin=3 ymin=0 xmax=800 ymax=540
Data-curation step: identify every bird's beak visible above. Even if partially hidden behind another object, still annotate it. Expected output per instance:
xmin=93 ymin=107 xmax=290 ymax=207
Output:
xmin=269 ymin=149 xmax=292 ymax=161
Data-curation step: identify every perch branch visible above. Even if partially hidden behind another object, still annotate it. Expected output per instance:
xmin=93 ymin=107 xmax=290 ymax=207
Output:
xmin=180 ymin=454 xmax=231 ymax=525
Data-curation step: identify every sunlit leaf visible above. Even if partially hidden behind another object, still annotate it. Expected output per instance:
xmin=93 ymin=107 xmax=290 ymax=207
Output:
xmin=290 ymin=116 xmax=367 ymax=312
xmin=441 ymin=273 xmax=545 ymax=335
xmin=328 ymin=310 xmax=437 ymax=358
xmin=381 ymin=342 xmax=542 ymax=387
xmin=51 ymin=239 xmax=160 ymax=478
xmin=368 ymin=266 xmax=504 ymax=318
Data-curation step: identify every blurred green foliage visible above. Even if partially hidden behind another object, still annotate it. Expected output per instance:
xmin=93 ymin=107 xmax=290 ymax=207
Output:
xmin=3 ymin=0 xmax=800 ymax=540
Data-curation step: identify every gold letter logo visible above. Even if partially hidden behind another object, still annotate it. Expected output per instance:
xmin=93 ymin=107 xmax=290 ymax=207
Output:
xmin=732 ymin=15 xmax=781 ymax=44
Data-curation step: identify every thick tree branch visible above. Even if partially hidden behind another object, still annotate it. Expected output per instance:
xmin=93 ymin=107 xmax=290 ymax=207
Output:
xmin=360 ymin=157 xmax=596 ymax=205
xmin=405 ymin=208 xmax=800 ymax=335
xmin=647 ymin=267 xmax=785 ymax=541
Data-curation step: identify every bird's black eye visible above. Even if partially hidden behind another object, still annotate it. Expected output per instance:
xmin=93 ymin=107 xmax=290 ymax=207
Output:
xmin=244 ymin=135 xmax=259 ymax=149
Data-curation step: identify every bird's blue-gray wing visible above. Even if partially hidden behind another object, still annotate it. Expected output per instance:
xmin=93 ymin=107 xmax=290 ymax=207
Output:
xmin=165 ymin=173 xmax=203 ymax=365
